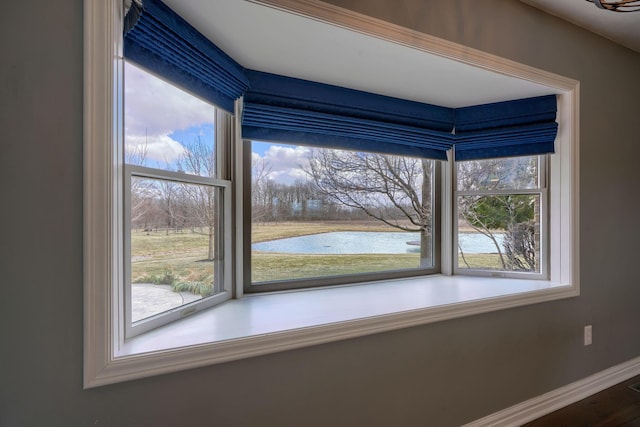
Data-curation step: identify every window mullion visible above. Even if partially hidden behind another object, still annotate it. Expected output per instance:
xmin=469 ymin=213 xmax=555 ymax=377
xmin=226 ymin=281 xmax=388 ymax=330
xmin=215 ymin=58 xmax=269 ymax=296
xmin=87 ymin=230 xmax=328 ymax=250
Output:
xmin=457 ymin=188 xmax=543 ymax=197
xmin=441 ymin=152 xmax=454 ymax=276
xmin=126 ymin=164 xmax=227 ymax=187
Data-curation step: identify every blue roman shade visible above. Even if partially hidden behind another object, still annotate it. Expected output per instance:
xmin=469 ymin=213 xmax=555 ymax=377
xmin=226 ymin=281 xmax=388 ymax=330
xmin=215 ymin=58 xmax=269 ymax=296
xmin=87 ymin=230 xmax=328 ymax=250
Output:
xmin=122 ymin=0 xmax=557 ymax=161
xmin=453 ymin=95 xmax=558 ymax=161
xmin=242 ymin=70 xmax=455 ymax=160
xmin=123 ymin=0 xmax=249 ymax=113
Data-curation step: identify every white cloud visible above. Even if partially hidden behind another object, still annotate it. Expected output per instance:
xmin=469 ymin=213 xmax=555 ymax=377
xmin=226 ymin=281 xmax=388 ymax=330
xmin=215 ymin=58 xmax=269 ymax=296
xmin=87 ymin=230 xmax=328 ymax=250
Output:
xmin=254 ymin=144 xmax=311 ymax=185
xmin=251 ymin=151 xmax=262 ymax=163
xmin=270 ymin=167 xmax=309 ymax=182
xmin=124 ymin=62 xmax=215 ymax=164
xmin=263 ymin=145 xmax=310 ymax=169
xmin=125 ymin=135 xmax=187 ymax=164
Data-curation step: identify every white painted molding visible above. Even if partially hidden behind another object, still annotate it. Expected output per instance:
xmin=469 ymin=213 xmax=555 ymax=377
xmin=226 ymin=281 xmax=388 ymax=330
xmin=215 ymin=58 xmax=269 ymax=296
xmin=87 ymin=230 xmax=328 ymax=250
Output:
xmin=83 ymin=0 xmax=114 ymax=387
xmin=248 ymin=0 xmax=579 ymax=92
xmin=463 ymin=356 xmax=640 ymax=427
xmin=84 ymin=0 xmax=120 ymax=389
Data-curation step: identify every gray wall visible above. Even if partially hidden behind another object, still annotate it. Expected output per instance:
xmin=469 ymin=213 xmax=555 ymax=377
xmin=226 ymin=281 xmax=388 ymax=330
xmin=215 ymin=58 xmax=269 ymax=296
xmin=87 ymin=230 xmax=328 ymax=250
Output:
xmin=2 ymin=1 xmax=639 ymax=426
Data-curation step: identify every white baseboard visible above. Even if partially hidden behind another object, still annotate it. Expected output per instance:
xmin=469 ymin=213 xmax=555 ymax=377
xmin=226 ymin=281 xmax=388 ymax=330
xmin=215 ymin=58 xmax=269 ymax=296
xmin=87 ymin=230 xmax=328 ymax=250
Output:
xmin=463 ymin=356 xmax=640 ymax=427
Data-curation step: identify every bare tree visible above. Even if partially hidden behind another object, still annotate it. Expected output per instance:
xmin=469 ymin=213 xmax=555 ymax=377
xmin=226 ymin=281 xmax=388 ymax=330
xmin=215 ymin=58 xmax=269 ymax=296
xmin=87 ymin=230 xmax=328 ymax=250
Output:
xmin=125 ymin=138 xmax=149 ymax=166
xmin=457 ymin=157 xmax=538 ymax=271
xmin=306 ymin=149 xmax=434 ymax=267
xmin=504 ymin=218 xmax=536 ymax=271
xmin=156 ymin=180 xmax=182 ymax=234
xmin=176 ymin=137 xmax=218 ymax=261
xmin=251 ymin=156 xmax=272 ymax=224
xmin=126 ymin=140 xmax=157 ymax=229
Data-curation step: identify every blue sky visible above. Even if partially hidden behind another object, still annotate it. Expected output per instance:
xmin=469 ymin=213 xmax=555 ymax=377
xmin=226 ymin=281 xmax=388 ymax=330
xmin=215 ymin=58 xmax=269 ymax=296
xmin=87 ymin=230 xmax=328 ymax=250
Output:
xmin=169 ymin=124 xmax=215 ymax=149
xmin=251 ymin=141 xmax=311 ymax=184
xmin=124 ymin=61 xmax=215 ymax=167
xmin=125 ymin=61 xmax=310 ymax=183
xmin=251 ymin=141 xmax=273 ymax=157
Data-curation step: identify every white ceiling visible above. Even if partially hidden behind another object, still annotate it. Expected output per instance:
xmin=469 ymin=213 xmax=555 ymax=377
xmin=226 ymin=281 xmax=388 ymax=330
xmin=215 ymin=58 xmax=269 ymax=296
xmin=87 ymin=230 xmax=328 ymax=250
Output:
xmin=521 ymin=0 xmax=640 ymax=53
xmin=163 ymin=0 xmax=559 ymax=108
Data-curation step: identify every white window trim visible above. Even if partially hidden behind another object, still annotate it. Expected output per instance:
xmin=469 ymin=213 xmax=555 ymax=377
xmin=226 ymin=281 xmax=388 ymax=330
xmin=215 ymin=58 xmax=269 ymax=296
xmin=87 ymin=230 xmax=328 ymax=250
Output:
xmin=452 ymin=155 xmax=549 ymax=280
xmin=83 ymin=0 xmax=579 ymax=388
xmin=123 ymin=164 xmax=233 ymax=338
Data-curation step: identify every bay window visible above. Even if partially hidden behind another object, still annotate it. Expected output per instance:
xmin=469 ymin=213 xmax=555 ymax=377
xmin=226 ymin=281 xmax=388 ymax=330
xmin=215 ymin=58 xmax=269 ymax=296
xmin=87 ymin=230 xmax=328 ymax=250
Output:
xmin=83 ymin=0 xmax=578 ymax=388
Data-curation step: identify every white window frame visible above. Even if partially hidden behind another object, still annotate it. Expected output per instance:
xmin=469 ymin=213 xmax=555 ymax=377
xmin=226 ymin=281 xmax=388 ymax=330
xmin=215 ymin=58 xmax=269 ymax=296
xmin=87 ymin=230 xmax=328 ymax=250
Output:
xmin=83 ymin=0 xmax=579 ymax=388
xmin=453 ymin=154 xmax=549 ymax=279
xmin=123 ymin=164 xmax=232 ymax=338
xmin=242 ymin=142 xmax=441 ymax=293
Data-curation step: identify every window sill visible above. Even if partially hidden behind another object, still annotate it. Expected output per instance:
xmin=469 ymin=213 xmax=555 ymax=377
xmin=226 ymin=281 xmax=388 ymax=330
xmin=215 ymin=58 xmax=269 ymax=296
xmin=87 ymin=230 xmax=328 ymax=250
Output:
xmin=104 ymin=275 xmax=576 ymax=386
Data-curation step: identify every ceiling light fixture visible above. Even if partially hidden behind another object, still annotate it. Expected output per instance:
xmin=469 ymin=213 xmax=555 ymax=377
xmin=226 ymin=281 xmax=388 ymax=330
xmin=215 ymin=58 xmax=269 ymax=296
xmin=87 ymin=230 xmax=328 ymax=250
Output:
xmin=585 ymin=0 xmax=640 ymax=12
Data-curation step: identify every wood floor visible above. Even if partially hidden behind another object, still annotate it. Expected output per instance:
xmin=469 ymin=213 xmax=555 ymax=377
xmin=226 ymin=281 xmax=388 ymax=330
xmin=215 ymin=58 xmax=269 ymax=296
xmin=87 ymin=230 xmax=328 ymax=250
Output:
xmin=523 ymin=375 xmax=640 ymax=426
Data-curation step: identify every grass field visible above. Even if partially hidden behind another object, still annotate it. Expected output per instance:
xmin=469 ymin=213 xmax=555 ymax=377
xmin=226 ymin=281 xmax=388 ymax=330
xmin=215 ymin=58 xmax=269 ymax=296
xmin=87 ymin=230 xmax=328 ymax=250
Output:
xmin=130 ymin=230 xmax=214 ymax=295
xmin=251 ymin=252 xmax=420 ymax=282
xmin=130 ymin=222 xmax=503 ymax=292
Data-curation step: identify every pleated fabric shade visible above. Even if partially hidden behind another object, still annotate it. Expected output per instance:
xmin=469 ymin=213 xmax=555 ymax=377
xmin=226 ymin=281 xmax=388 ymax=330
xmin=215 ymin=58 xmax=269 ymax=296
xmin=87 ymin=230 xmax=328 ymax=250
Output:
xmin=454 ymin=95 xmax=558 ymax=161
xmin=242 ymin=70 xmax=455 ymax=160
xmin=123 ymin=0 xmax=249 ymax=113
xmin=123 ymin=0 xmax=558 ymax=161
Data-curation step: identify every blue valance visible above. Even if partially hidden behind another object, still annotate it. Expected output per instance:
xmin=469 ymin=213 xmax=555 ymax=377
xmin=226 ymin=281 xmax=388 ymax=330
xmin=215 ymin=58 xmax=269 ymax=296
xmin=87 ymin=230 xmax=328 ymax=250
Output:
xmin=242 ymin=71 xmax=455 ymax=160
xmin=123 ymin=0 xmax=249 ymax=113
xmin=454 ymin=95 xmax=558 ymax=161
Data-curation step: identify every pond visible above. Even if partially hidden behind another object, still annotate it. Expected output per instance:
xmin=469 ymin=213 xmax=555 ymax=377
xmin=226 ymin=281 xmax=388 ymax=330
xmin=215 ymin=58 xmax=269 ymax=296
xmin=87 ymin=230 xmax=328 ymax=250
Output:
xmin=252 ymin=231 xmax=504 ymax=255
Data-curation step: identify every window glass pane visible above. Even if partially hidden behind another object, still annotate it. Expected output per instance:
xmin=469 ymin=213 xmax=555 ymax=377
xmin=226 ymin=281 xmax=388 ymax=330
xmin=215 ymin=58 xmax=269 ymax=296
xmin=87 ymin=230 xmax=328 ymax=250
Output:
xmin=250 ymin=142 xmax=435 ymax=284
xmin=457 ymin=194 xmax=541 ymax=273
xmin=124 ymin=61 xmax=216 ymax=177
xmin=129 ymin=176 xmax=223 ymax=322
xmin=457 ymin=156 xmax=539 ymax=191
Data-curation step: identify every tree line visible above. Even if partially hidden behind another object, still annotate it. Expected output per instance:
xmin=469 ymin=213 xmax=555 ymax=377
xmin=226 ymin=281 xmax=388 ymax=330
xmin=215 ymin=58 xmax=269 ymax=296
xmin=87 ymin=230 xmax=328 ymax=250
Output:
xmin=129 ymin=138 xmax=540 ymax=272
xmin=129 ymin=138 xmax=219 ymax=261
